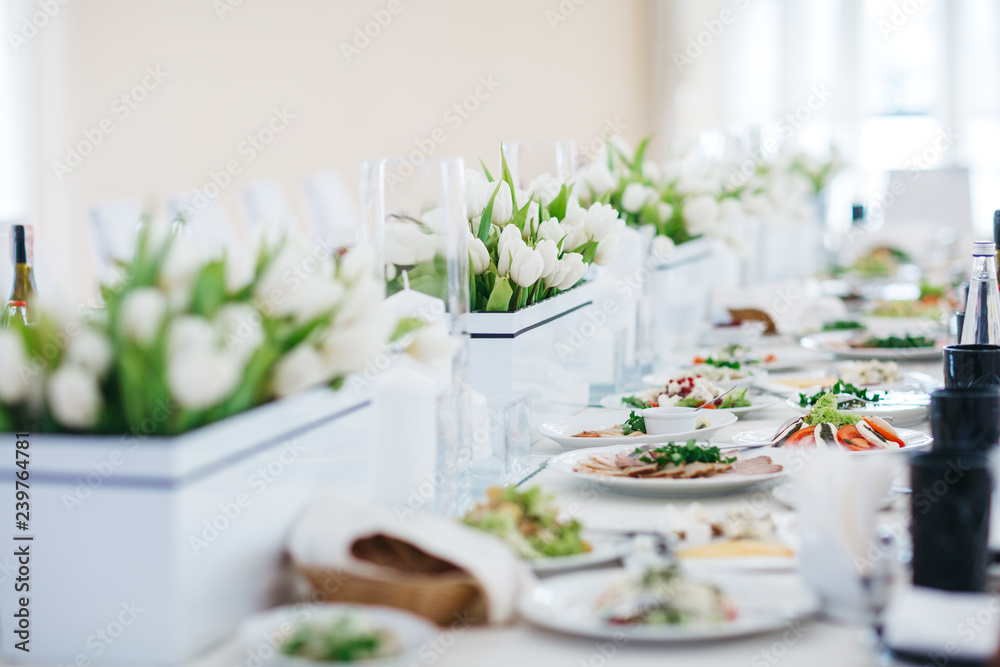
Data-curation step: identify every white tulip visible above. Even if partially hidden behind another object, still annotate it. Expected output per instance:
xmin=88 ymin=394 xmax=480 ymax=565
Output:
xmin=497 ymin=237 xmax=526 ymax=277
xmin=538 ymin=219 xmax=566 ymax=244
xmin=491 ymin=180 xmax=514 ymax=226
xmin=406 ymin=324 xmax=458 ymax=366
xmin=562 ymin=200 xmax=587 ymax=228
xmin=621 ymin=183 xmax=652 ymax=213
xmin=285 ymin=276 xmax=346 ymax=325
xmin=583 ymin=203 xmax=619 ymax=242
xmin=339 ymin=245 xmax=374 ymax=284
xmin=168 ymin=315 xmax=217 ymax=356
xmin=215 ymin=303 xmax=264 ymax=363
xmin=384 ymin=223 xmax=437 ymax=266
xmin=47 ymin=365 xmax=102 ymax=430
xmin=550 ymin=253 xmax=587 ymax=290
xmin=467 ymin=237 xmax=490 ymax=275
xmin=594 ymin=232 xmax=621 ymax=266
xmin=167 ymin=348 xmax=242 ymax=410
xmin=562 ymin=224 xmax=589 ymax=252
xmin=509 ymin=245 xmax=545 ymax=288
xmin=578 ymin=161 xmax=616 ymax=199
xmin=535 ymin=239 xmax=559 ymax=279
xmin=334 ymin=280 xmax=384 ymax=327
xmin=683 ymin=195 xmax=719 ymax=236
xmin=651 ymin=234 xmax=676 ymax=257
xmin=496 ymin=225 xmax=524 ymax=276
xmin=119 ymin=288 xmax=168 ymax=346
xmin=66 ymin=328 xmax=113 ymax=378
xmin=225 ymin=249 xmax=257 ymax=294
xmin=0 ymin=331 xmax=29 ymax=403
xmin=320 ymin=313 xmax=393 ymax=376
xmin=272 ymin=344 xmax=329 ymax=398
xmin=465 ymin=169 xmax=489 ymax=218
xmin=158 ymin=235 xmax=205 ymax=309
xmin=642 ymin=162 xmax=663 ymax=184
xmin=527 ymin=174 xmax=562 ymax=207
xmin=657 ymin=202 xmax=674 ymax=223
xmin=526 ymin=200 xmax=540 ymax=230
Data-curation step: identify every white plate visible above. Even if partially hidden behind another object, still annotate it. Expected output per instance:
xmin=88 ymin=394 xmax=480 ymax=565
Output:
xmin=530 ymin=532 xmax=635 ymax=574
xmin=732 ymin=426 xmax=933 ymax=453
xmin=642 ymin=366 xmax=767 ymax=390
xmin=784 ymin=391 xmax=931 ymax=428
xmin=598 ymin=392 xmax=779 ymax=416
xmin=518 ymin=569 xmax=819 ymax=642
xmin=757 ymin=370 xmax=941 ymax=396
xmin=799 ymin=331 xmax=945 ymax=361
xmin=240 ymin=603 xmax=438 ymax=667
xmin=547 ymin=444 xmax=788 ymax=497
xmin=540 ymin=409 xmax=739 ymax=449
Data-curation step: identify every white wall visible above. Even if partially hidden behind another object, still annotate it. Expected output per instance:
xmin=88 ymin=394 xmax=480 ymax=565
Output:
xmin=14 ymin=0 xmax=652 ymax=300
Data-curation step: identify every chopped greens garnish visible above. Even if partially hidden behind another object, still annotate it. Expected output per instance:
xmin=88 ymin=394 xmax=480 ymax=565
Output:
xmin=861 ymin=334 xmax=935 ymax=349
xmin=621 ymin=410 xmax=646 ymax=435
xmin=633 ymin=439 xmax=736 ymax=466
xmin=798 ymin=380 xmax=883 ymax=407
xmin=280 ymin=617 xmax=397 ymax=662
xmin=703 ymin=357 xmax=741 ymax=370
xmin=822 ymin=320 xmax=866 ymax=331
xmin=621 ymin=395 xmax=652 ymax=409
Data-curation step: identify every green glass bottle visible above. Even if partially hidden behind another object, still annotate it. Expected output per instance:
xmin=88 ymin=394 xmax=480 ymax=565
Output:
xmin=2 ymin=225 xmax=36 ymax=328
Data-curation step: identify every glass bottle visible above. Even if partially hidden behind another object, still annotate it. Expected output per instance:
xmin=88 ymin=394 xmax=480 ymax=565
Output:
xmin=960 ymin=240 xmax=1000 ymax=345
xmin=2 ymin=225 xmax=36 ymax=328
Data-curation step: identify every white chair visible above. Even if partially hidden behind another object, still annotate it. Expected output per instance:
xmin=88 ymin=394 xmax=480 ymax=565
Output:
xmin=303 ymin=171 xmax=361 ymax=247
xmin=89 ymin=199 xmax=144 ymax=276
xmin=167 ymin=192 xmax=237 ymax=257
xmin=240 ymin=180 xmax=299 ymax=242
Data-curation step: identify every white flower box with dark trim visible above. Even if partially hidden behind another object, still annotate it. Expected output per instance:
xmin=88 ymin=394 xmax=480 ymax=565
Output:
xmin=466 ymin=283 xmax=594 ymax=439
xmin=0 ymin=385 xmax=371 ymax=665
xmin=647 ymin=239 xmax=714 ymax=361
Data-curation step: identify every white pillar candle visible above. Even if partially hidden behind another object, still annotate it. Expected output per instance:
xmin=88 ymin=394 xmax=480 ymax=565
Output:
xmin=372 ymin=364 xmax=438 ymax=508
xmin=383 ymin=272 xmax=447 ymax=327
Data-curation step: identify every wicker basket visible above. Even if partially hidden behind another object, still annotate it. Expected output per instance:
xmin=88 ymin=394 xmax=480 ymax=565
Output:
xmin=295 ymin=533 xmax=489 ymax=627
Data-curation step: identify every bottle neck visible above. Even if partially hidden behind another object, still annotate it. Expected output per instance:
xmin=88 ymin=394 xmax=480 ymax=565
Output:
xmin=9 ymin=263 xmax=34 ymax=303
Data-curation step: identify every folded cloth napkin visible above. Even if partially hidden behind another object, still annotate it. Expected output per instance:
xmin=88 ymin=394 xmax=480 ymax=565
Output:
xmin=288 ymin=491 xmax=529 ymax=624
xmin=794 ymin=450 xmax=896 ymax=621
xmin=883 ymin=586 xmax=1000 ymax=664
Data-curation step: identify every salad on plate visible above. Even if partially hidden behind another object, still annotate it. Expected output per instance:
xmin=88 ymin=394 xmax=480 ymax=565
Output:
xmin=619 ymin=376 xmax=752 ymax=410
xmin=595 ymin=561 xmax=736 ymax=625
xmin=771 ymin=393 xmax=906 ymax=451
xmin=462 ymin=486 xmax=589 ymax=558
xmin=280 ymin=615 xmax=402 ymax=663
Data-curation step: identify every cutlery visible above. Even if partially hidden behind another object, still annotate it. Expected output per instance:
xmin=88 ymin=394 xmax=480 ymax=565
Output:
xmin=515 ymin=459 xmax=549 ymax=487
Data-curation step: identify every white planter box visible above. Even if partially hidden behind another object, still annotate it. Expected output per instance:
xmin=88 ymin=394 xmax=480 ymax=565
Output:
xmin=0 ymin=385 xmax=371 ymax=665
xmin=466 ymin=284 xmax=594 ymax=438
xmin=647 ymin=239 xmax=714 ymax=360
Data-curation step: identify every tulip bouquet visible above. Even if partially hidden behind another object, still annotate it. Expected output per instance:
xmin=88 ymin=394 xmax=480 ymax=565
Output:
xmin=0 ymin=225 xmax=427 ymax=436
xmin=465 ymin=155 xmax=623 ymax=311
xmin=576 ymin=137 xmax=743 ymax=254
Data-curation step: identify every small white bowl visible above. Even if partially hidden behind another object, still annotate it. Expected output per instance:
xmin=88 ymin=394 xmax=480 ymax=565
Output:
xmin=641 ymin=406 xmax=700 ymax=435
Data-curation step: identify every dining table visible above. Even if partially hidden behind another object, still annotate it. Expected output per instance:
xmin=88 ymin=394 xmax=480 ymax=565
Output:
xmin=167 ymin=337 xmax=946 ymax=667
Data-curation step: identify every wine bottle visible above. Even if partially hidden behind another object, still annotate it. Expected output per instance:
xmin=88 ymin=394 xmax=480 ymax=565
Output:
xmin=994 ymin=210 xmax=1000 ymax=283
xmin=961 ymin=240 xmax=1000 ymax=345
xmin=2 ymin=225 xmax=36 ymax=328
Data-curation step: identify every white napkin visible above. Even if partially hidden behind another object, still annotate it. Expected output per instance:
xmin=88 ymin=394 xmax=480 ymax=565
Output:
xmin=883 ymin=586 xmax=1000 ymax=661
xmin=794 ymin=450 xmax=896 ymax=620
xmin=288 ymin=491 xmax=529 ymax=623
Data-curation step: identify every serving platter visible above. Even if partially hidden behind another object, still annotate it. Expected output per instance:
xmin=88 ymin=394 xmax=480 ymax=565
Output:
xmin=540 ymin=409 xmax=738 ymax=449
xmin=732 ymin=426 xmax=933 ymax=453
xmin=519 ymin=570 xmax=819 ymax=641
xmin=783 ymin=391 xmax=931 ymax=428
xmin=598 ymin=391 xmax=779 ymax=415
xmin=547 ymin=444 xmax=788 ymax=497
xmin=799 ymin=331 xmax=945 ymax=361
